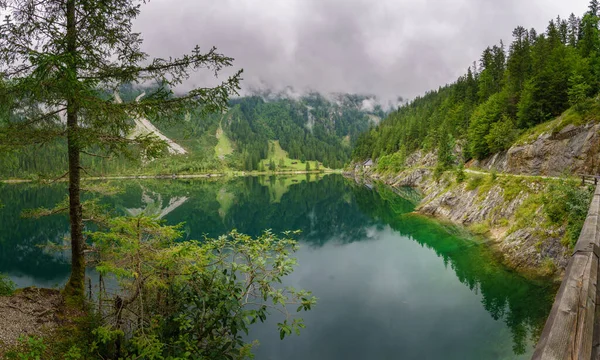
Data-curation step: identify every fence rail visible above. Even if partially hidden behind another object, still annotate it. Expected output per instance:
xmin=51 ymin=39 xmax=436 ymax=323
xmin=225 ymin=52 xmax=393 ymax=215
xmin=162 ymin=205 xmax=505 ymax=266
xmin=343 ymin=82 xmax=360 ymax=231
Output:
xmin=532 ymin=184 xmax=600 ymax=360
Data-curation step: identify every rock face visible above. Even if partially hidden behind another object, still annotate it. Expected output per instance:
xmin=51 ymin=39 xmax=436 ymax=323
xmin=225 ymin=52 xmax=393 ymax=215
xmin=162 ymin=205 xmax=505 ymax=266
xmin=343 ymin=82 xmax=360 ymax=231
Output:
xmin=348 ymin=122 xmax=600 ymax=276
xmin=472 ymin=122 xmax=600 ymax=176
xmin=350 ymin=167 xmax=570 ymax=276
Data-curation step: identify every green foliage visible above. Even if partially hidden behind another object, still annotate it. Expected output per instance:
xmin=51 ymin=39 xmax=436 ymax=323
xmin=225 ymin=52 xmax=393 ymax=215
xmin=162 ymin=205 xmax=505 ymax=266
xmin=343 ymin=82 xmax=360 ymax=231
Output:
xmin=485 ymin=116 xmax=519 ymax=153
xmin=469 ymin=222 xmax=490 ymax=236
xmin=5 ymin=337 xmax=83 ymax=360
xmin=0 ymin=0 xmax=242 ymax=298
xmin=568 ymin=74 xmax=592 ymax=110
xmin=455 ymin=163 xmax=466 ymax=183
xmin=12 ymin=336 xmax=46 ymax=360
xmin=0 ymin=273 xmax=15 ymax=296
xmin=543 ymin=180 xmax=594 ymax=248
xmin=87 ymin=216 xmax=316 ymax=359
xmin=437 ymin=132 xmax=455 ymax=170
xmin=466 ymin=175 xmax=485 ymax=191
xmin=499 ymin=176 xmax=528 ymax=202
xmin=376 ymin=149 xmax=406 ymax=173
xmin=491 ymin=170 xmax=498 ymax=181
xmin=217 ymin=94 xmax=374 ymax=170
xmin=468 ymin=91 xmax=509 ymax=159
xmin=511 ymin=193 xmax=545 ymax=234
xmin=353 ymin=7 xmax=600 ymax=164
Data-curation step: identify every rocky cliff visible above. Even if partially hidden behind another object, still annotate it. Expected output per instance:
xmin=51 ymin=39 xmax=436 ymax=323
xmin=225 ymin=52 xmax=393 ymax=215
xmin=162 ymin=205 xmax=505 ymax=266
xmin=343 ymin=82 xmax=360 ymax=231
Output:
xmin=472 ymin=121 xmax=600 ymax=176
xmin=349 ymin=119 xmax=600 ymax=277
xmin=351 ymin=162 xmax=575 ymax=277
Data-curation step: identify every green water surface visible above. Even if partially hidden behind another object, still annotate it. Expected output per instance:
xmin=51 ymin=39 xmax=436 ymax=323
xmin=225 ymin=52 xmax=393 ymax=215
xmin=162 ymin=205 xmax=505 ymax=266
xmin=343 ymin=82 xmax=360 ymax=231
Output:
xmin=0 ymin=174 xmax=555 ymax=359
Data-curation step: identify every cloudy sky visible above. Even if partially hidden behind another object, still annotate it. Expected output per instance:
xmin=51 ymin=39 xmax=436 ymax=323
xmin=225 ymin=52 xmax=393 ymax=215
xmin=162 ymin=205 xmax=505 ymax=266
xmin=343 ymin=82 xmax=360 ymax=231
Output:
xmin=134 ymin=0 xmax=590 ymax=102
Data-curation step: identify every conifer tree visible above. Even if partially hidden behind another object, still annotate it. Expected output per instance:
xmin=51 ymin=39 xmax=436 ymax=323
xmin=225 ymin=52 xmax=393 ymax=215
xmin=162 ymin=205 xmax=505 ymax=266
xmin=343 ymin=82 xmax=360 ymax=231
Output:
xmin=0 ymin=0 xmax=241 ymax=299
xmin=568 ymin=13 xmax=581 ymax=47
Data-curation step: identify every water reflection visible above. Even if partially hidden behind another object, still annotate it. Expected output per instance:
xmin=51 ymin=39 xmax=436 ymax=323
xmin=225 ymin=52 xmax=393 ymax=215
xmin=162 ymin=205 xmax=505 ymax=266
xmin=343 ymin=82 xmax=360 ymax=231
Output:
xmin=0 ymin=175 xmax=554 ymax=358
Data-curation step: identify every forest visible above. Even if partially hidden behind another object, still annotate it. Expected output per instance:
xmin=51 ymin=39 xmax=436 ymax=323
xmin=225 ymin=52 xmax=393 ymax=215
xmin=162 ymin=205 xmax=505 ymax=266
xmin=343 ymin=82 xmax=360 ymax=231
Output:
xmin=0 ymin=89 xmax=379 ymax=178
xmin=353 ymin=1 xmax=600 ymax=171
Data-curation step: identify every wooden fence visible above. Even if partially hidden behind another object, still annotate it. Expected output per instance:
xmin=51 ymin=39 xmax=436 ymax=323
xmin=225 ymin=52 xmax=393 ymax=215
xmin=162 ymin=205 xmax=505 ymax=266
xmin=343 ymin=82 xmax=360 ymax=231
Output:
xmin=532 ymin=184 xmax=600 ymax=359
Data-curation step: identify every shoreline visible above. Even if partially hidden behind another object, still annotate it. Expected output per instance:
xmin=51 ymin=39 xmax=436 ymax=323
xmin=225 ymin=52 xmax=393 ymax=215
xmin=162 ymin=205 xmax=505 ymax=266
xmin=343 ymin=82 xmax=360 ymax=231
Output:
xmin=1 ymin=169 xmax=342 ymax=184
xmin=344 ymin=169 xmax=566 ymax=281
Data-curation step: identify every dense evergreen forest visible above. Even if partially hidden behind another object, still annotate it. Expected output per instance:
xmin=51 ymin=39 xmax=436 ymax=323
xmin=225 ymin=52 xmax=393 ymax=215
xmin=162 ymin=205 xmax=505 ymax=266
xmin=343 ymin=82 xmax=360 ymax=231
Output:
xmin=353 ymin=1 xmax=600 ymax=171
xmin=0 ymin=88 xmax=380 ymax=178
xmin=155 ymin=90 xmax=382 ymax=170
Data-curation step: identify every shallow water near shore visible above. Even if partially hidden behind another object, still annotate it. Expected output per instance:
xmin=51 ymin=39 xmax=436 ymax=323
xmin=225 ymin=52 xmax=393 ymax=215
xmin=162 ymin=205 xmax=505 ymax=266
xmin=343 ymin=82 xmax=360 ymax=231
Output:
xmin=0 ymin=174 xmax=555 ymax=359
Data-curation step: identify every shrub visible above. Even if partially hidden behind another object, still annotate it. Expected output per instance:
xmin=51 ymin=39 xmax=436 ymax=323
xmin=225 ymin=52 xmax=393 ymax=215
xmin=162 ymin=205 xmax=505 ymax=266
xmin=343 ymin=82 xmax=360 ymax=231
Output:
xmin=0 ymin=273 xmax=15 ymax=296
xmin=455 ymin=163 xmax=466 ymax=183
xmin=466 ymin=175 xmax=485 ymax=191
xmin=485 ymin=115 xmax=518 ymax=153
xmin=88 ymin=216 xmax=316 ymax=359
xmin=543 ymin=180 xmax=594 ymax=248
xmin=469 ymin=222 xmax=490 ymax=235
xmin=376 ymin=151 xmax=405 ymax=173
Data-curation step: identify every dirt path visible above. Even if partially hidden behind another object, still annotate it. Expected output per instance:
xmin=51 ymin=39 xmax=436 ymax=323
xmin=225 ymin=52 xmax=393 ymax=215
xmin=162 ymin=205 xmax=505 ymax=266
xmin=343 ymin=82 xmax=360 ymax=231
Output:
xmin=0 ymin=288 xmax=63 ymax=353
xmin=464 ymin=168 xmax=558 ymax=180
xmin=464 ymin=168 xmax=598 ymax=185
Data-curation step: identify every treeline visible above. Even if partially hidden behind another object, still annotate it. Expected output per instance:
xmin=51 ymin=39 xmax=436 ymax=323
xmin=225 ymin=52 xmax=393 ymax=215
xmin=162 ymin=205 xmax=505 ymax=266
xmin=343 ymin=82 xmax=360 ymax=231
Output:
xmin=0 ymin=89 xmax=377 ymax=178
xmin=224 ymin=94 xmax=373 ymax=170
xmin=354 ymin=1 xmax=600 ymax=166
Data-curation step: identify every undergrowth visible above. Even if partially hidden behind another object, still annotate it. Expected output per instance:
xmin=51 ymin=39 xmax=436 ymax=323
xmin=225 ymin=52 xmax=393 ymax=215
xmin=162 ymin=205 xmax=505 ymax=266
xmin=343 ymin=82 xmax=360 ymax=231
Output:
xmin=542 ymin=180 xmax=594 ymax=248
xmin=0 ymin=273 xmax=15 ymax=296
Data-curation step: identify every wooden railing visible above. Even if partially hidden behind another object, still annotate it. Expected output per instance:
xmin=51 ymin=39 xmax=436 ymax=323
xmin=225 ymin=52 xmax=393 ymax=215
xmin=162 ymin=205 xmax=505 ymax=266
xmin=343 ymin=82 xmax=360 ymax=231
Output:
xmin=581 ymin=174 xmax=600 ymax=186
xmin=532 ymin=184 xmax=600 ymax=359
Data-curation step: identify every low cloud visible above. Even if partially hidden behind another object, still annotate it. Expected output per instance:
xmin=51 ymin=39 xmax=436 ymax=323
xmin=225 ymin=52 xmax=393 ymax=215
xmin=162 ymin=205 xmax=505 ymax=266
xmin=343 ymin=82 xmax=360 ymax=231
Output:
xmin=134 ymin=0 xmax=590 ymax=103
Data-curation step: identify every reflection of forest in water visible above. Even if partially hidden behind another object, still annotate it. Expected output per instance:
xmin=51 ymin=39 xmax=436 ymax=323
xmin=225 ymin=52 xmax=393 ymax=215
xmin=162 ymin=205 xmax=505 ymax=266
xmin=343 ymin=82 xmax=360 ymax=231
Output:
xmin=0 ymin=175 xmax=554 ymax=353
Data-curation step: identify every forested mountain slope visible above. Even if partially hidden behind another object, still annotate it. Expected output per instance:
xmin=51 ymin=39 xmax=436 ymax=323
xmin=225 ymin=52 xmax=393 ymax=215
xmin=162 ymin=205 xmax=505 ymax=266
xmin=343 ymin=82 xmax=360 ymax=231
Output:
xmin=0 ymin=88 xmax=381 ymax=178
xmin=157 ymin=91 xmax=382 ymax=170
xmin=353 ymin=1 xmax=600 ymax=174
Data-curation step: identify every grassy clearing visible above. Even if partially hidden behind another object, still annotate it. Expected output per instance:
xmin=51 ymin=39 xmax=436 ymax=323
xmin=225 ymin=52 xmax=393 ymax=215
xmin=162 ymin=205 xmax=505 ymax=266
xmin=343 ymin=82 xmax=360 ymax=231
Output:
xmin=215 ymin=125 xmax=234 ymax=159
xmin=216 ymin=187 xmax=235 ymax=219
xmin=341 ymin=135 xmax=351 ymax=148
xmin=259 ymin=174 xmax=318 ymax=203
xmin=261 ymin=140 xmax=323 ymax=172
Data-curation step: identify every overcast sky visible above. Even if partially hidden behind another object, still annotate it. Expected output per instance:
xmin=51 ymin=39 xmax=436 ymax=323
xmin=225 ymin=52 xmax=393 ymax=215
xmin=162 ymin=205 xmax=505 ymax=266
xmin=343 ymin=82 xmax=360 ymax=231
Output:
xmin=134 ymin=0 xmax=590 ymax=103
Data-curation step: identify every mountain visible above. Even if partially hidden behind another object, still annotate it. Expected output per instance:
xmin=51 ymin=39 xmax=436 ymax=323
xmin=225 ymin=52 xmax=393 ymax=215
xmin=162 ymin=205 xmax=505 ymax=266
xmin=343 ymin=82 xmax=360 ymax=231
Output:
xmin=151 ymin=90 xmax=384 ymax=171
xmin=0 ymin=87 xmax=384 ymax=178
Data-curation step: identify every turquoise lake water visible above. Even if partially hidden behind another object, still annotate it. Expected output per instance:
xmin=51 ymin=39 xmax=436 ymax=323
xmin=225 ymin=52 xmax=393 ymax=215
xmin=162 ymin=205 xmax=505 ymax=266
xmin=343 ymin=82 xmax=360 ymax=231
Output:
xmin=0 ymin=174 xmax=555 ymax=359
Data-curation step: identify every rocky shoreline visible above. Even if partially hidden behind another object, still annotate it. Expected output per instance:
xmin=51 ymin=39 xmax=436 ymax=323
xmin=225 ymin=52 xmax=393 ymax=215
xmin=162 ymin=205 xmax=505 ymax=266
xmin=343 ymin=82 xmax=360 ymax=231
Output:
xmin=347 ymin=163 xmax=571 ymax=278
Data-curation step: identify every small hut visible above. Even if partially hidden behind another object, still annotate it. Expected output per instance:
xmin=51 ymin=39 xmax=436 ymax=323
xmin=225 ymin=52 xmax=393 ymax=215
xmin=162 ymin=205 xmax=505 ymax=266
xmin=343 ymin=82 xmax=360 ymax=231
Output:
xmin=363 ymin=159 xmax=373 ymax=170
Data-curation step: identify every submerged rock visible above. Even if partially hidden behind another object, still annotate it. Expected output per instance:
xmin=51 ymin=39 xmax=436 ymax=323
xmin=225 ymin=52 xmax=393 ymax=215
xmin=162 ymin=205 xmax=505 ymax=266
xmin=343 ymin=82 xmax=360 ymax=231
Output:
xmin=349 ymin=167 xmax=571 ymax=277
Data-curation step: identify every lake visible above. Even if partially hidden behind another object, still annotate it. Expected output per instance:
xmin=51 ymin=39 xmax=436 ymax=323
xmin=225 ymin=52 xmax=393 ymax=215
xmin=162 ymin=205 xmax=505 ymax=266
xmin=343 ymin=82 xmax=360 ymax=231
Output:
xmin=0 ymin=174 xmax=555 ymax=359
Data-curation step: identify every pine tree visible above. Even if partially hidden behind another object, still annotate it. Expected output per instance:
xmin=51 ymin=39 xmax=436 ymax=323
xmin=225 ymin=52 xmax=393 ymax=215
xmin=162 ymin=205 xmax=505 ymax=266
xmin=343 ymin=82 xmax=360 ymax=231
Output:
xmin=568 ymin=13 xmax=581 ymax=47
xmin=590 ymin=0 xmax=599 ymax=16
xmin=0 ymin=0 xmax=241 ymax=299
xmin=578 ymin=12 xmax=600 ymax=58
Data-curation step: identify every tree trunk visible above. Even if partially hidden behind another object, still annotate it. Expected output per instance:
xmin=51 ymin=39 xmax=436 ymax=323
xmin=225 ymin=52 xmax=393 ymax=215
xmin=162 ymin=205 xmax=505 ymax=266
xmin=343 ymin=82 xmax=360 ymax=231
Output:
xmin=63 ymin=0 xmax=85 ymax=301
